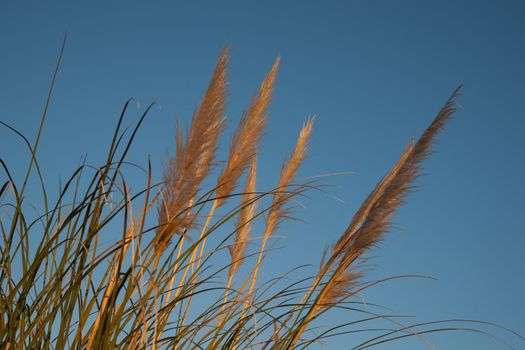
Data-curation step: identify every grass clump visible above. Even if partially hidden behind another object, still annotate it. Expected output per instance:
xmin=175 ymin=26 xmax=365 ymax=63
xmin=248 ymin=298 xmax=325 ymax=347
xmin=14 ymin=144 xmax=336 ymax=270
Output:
xmin=1 ymin=41 xmax=521 ymax=350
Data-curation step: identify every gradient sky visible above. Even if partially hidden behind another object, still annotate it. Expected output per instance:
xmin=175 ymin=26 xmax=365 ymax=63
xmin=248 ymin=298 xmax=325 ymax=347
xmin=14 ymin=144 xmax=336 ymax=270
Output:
xmin=1 ymin=1 xmax=524 ymax=349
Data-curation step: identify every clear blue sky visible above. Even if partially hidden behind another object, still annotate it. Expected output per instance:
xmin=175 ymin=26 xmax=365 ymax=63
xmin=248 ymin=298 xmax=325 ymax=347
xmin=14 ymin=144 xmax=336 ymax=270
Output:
xmin=1 ymin=1 xmax=524 ymax=349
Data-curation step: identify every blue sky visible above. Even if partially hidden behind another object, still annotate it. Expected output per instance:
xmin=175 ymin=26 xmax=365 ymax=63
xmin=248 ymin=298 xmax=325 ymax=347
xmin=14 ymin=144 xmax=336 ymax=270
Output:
xmin=1 ymin=1 xmax=524 ymax=348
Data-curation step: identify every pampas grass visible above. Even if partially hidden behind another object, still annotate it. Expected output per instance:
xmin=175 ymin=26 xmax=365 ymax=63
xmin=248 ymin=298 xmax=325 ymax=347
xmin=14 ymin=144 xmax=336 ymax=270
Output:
xmin=0 ymin=42 xmax=522 ymax=350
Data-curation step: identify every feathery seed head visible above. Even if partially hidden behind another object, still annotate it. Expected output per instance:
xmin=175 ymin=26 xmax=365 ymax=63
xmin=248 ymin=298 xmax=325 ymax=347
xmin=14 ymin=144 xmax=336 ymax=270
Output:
xmin=265 ymin=117 xmax=314 ymax=239
xmin=156 ymin=46 xmax=229 ymax=251
xmin=228 ymin=157 xmax=258 ymax=280
xmin=216 ymin=57 xmax=280 ymax=206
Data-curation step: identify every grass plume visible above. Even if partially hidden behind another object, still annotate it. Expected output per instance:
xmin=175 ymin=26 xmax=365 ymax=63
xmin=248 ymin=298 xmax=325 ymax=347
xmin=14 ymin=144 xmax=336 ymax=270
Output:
xmin=216 ymin=57 xmax=279 ymax=206
xmin=285 ymin=87 xmax=462 ymax=348
xmin=156 ymin=46 xmax=228 ymax=251
xmin=228 ymin=157 xmax=258 ymax=282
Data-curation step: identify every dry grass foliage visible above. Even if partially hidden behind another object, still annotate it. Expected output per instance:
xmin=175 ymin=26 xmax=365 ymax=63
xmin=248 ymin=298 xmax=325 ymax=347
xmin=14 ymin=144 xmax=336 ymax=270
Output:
xmin=2 ymin=44 xmax=519 ymax=350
